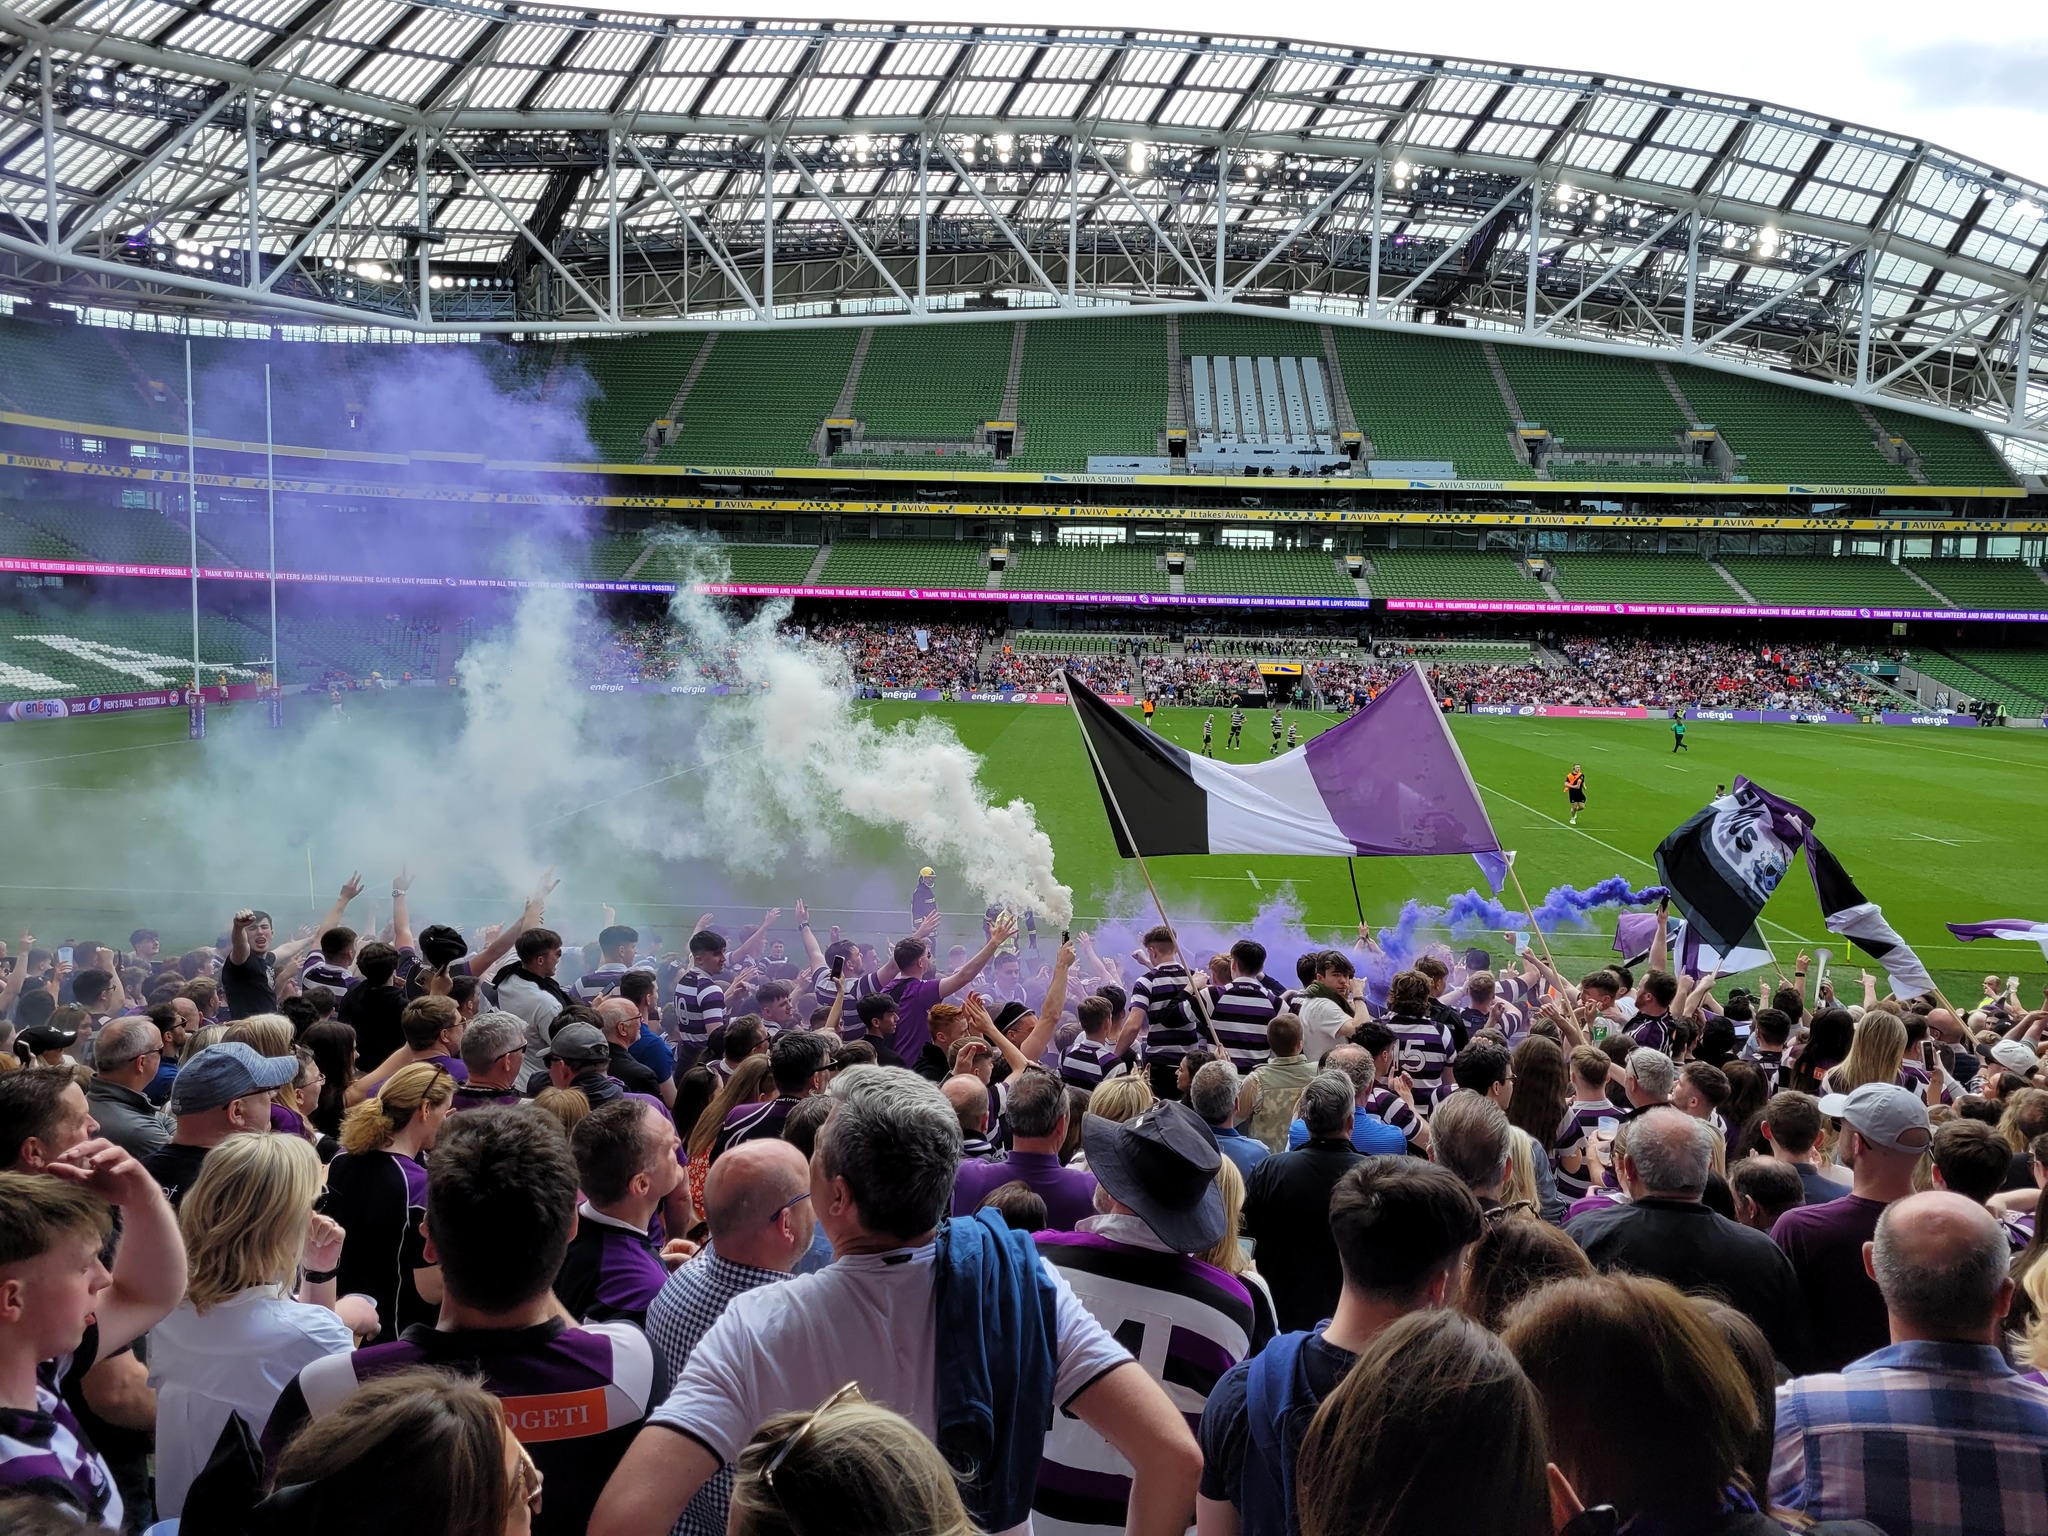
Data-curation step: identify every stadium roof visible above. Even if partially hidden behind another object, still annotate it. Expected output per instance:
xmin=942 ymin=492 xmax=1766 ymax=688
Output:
xmin=0 ymin=8 xmax=2043 ymax=441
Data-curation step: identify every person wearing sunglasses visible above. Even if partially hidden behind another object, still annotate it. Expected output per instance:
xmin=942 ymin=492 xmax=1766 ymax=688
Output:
xmin=726 ymin=1384 xmax=977 ymax=1536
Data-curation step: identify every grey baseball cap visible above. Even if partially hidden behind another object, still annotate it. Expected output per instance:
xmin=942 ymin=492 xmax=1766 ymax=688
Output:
xmin=1817 ymin=1081 xmax=1933 ymax=1155
xmin=169 ymin=1041 xmax=299 ymax=1114
xmin=542 ymin=1021 xmax=611 ymax=1067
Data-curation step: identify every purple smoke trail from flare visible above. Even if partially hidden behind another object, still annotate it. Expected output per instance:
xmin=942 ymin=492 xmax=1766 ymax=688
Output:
xmin=1075 ymin=879 xmax=1667 ymax=1006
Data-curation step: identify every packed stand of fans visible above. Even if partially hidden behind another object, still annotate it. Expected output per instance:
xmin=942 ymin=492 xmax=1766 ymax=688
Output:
xmin=4 ymin=865 xmax=2044 ymax=1536
xmin=807 ymin=622 xmax=990 ymax=694
xmin=1555 ymin=637 xmax=1891 ymax=712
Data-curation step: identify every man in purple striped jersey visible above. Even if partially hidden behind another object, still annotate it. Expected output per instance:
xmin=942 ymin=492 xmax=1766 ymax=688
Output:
xmin=1208 ymin=940 xmax=1285 ymax=1074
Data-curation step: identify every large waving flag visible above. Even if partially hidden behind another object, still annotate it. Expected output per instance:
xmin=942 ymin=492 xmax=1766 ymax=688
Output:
xmin=1946 ymin=919 xmax=2048 ymax=962
xmin=1066 ymin=664 xmax=1508 ymax=888
xmin=1805 ymin=833 xmax=1935 ymax=997
xmin=1653 ymin=778 xmax=1811 ymax=954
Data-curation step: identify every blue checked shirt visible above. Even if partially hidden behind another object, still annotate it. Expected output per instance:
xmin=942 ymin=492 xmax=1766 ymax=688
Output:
xmin=1771 ymin=1340 xmax=2048 ymax=1536
xmin=645 ymin=1245 xmax=795 ymax=1536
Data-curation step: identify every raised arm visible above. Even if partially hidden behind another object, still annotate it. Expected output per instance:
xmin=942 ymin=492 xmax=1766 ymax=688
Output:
xmin=469 ymin=869 xmax=558 ymax=977
xmin=794 ymin=900 xmax=826 ymax=972
xmin=1648 ymin=897 xmax=1671 ymax=975
xmin=963 ymin=992 xmax=1031 ymax=1078
xmin=275 ymin=873 xmax=364 ymax=964
xmin=821 ymin=971 xmax=848 ymax=1037
xmin=729 ymin=907 xmax=781 ymax=963
xmin=390 ymin=866 xmax=416 ymax=953
xmin=940 ymin=914 xmax=1017 ymax=998
xmin=45 ymin=1140 xmax=186 ymax=1356
xmin=1016 ymin=942 xmax=1076 ymax=1066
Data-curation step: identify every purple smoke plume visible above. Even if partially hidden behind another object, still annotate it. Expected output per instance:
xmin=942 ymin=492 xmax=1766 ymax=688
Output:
xmin=1075 ymin=878 xmax=1667 ymax=1004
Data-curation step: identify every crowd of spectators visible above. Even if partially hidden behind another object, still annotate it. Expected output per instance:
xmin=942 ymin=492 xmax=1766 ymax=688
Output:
xmin=2 ymin=870 xmax=2044 ymax=1536
xmin=573 ymin=617 xmax=1896 ymax=714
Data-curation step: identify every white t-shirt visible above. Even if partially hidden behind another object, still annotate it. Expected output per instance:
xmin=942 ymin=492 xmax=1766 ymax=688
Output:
xmin=1296 ymin=994 xmax=1355 ymax=1063
xmin=148 ymin=1286 xmax=356 ymax=1516
xmin=651 ymin=1242 xmax=1131 ymax=1536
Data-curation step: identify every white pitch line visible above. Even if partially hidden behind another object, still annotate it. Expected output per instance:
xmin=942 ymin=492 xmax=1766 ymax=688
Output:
xmin=1246 ymin=869 xmax=1262 ymax=890
xmin=1910 ymin=832 xmax=1963 ymax=847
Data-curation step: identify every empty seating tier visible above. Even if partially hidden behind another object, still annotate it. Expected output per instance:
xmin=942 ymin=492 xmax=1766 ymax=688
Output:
xmin=1915 ymin=651 xmax=2048 ymax=710
xmin=1715 ymin=556 xmax=1929 ymax=607
xmin=850 ymin=324 xmax=1012 ymax=443
xmin=1178 ymin=314 xmax=1325 ymax=356
xmin=1007 ymin=543 xmax=1168 ymax=594
xmin=1008 ymin=317 xmax=1167 ymax=472
xmin=1365 ymin=551 xmax=1540 ymax=600
xmin=1903 ymin=560 xmax=2048 ymax=610
xmin=1670 ymin=366 xmax=1913 ymax=486
xmin=657 ymin=329 xmax=859 ymax=467
xmin=1872 ymin=411 xmax=2019 ymax=488
xmin=1494 ymin=346 xmax=1686 ymax=448
xmin=1331 ymin=331 xmax=1521 ymax=477
xmin=1548 ymin=554 xmax=1745 ymax=605
xmin=566 ymin=334 xmax=705 ymax=461
xmin=816 ymin=542 xmax=989 ymax=589
xmin=1181 ymin=548 xmax=1354 ymax=597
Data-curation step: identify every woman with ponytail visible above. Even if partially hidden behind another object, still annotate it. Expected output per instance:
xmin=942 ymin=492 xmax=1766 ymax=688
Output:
xmin=324 ymin=1062 xmax=455 ymax=1342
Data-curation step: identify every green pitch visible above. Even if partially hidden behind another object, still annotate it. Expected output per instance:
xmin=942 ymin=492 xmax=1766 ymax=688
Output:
xmin=2 ymin=697 xmax=2044 ymax=1004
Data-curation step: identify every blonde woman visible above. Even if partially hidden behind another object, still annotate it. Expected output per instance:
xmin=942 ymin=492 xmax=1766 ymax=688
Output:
xmin=325 ymin=1061 xmax=454 ymax=1342
xmin=728 ymin=1386 xmax=981 ymax=1536
xmin=1198 ymin=1155 xmax=1278 ymax=1344
xmin=1072 ymin=1075 xmax=1153 ymax=1171
xmin=148 ymin=1132 xmax=374 ymax=1516
xmin=1824 ymin=1011 xmax=1909 ymax=1097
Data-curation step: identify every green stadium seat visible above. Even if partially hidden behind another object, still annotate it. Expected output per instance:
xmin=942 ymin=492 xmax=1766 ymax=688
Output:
xmin=657 ymin=330 xmax=859 ymax=468
xmin=1912 ymin=650 xmax=2048 ymax=709
xmin=1548 ymin=553 xmax=1745 ymax=605
xmin=1716 ymin=556 xmax=1929 ymax=607
xmin=1669 ymin=366 xmax=1914 ymax=486
xmin=1495 ymin=345 xmax=1687 ymax=451
xmin=816 ymin=542 xmax=989 ymax=588
xmin=1181 ymin=548 xmax=1354 ymax=597
xmin=1177 ymin=315 xmax=1324 ymax=357
xmin=565 ymin=334 xmax=706 ymax=461
xmin=1008 ymin=318 xmax=1167 ymax=472
xmin=1902 ymin=560 xmax=2048 ymax=611
xmin=1331 ymin=331 xmax=1521 ymax=477
xmin=1007 ymin=543 xmax=1168 ymax=594
xmin=1365 ymin=551 xmax=1541 ymax=600
xmin=849 ymin=324 xmax=1011 ymax=445
xmin=1872 ymin=411 xmax=2018 ymax=488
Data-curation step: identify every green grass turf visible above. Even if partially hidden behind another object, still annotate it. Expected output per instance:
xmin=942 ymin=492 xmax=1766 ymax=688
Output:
xmin=1 ymin=698 xmax=2043 ymax=1004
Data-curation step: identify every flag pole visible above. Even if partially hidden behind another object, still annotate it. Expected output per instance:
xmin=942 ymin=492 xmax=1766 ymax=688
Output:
xmin=1065 ymin=681 xmax=1223 ymax=1052
xmin=1346 ymin=858 xmax=1365 ymax=926
xmin=1503 ymin=855 xmax=1566 ymax=988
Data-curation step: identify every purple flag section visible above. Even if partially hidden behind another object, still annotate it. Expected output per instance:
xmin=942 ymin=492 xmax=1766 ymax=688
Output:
xmin=1946 ymin=920 xmax=2048 ymax=960
xmin=1301 ymin=664 xmax=1508 ymax=889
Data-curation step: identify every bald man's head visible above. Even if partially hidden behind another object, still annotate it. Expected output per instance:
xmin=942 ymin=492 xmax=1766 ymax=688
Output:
xmin=942 ymin=1075 xmax=988 ymax=1137
xmin=1870 ymin=1190 xmax=2012 ymax=1342
xmin=596 ymin=997 xmax=640 ymax=1043
xmin=702 ymin=1139 xmax=810 ymax=1242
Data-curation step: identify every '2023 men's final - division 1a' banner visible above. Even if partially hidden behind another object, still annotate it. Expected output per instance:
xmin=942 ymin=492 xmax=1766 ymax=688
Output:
xmin=1064 ymin=664 xmax=1508 ymax=888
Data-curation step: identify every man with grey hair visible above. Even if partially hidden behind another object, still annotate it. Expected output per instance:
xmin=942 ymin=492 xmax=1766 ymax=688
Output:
xmin=593 ymin=1067 xmax=1202 ymax=1536
xmin=1567 ymin=1106 xmax=1813 ymax=1371
xmin=952 ymin=1066 xmax=1099 ymax=1230
xmin=86 ymin=1015 xmax=170 ymax=1158
xmin=1287 ymin=1043 xmax=1407 ymax=1156
xmin=1429 ymin=1090 xmax=1513 ymax=1207
xmin=1771 ymin=1191 xmax=2048 ymax=1536
xmin=1244 ymin=1070 xmax=1366 ymax=1331
xmin=452 ymin=1010 xmax=527 ymax=1110
xmin=1190 ymin=1058 xmax=1267 ymax=1177
xmin=1623 ymin=1046 xmax=1677 ymax=1112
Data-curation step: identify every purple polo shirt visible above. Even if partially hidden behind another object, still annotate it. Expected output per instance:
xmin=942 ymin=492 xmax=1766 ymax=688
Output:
xmin=884 ymin=976 xmax=944 ymax=1062
xmin=949 ymin=1150 xmax=1099 ymax=1232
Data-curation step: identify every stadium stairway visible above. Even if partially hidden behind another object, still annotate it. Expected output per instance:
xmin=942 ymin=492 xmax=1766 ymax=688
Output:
xmin=1709 ymin=560 xmax=1757 ymax=603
